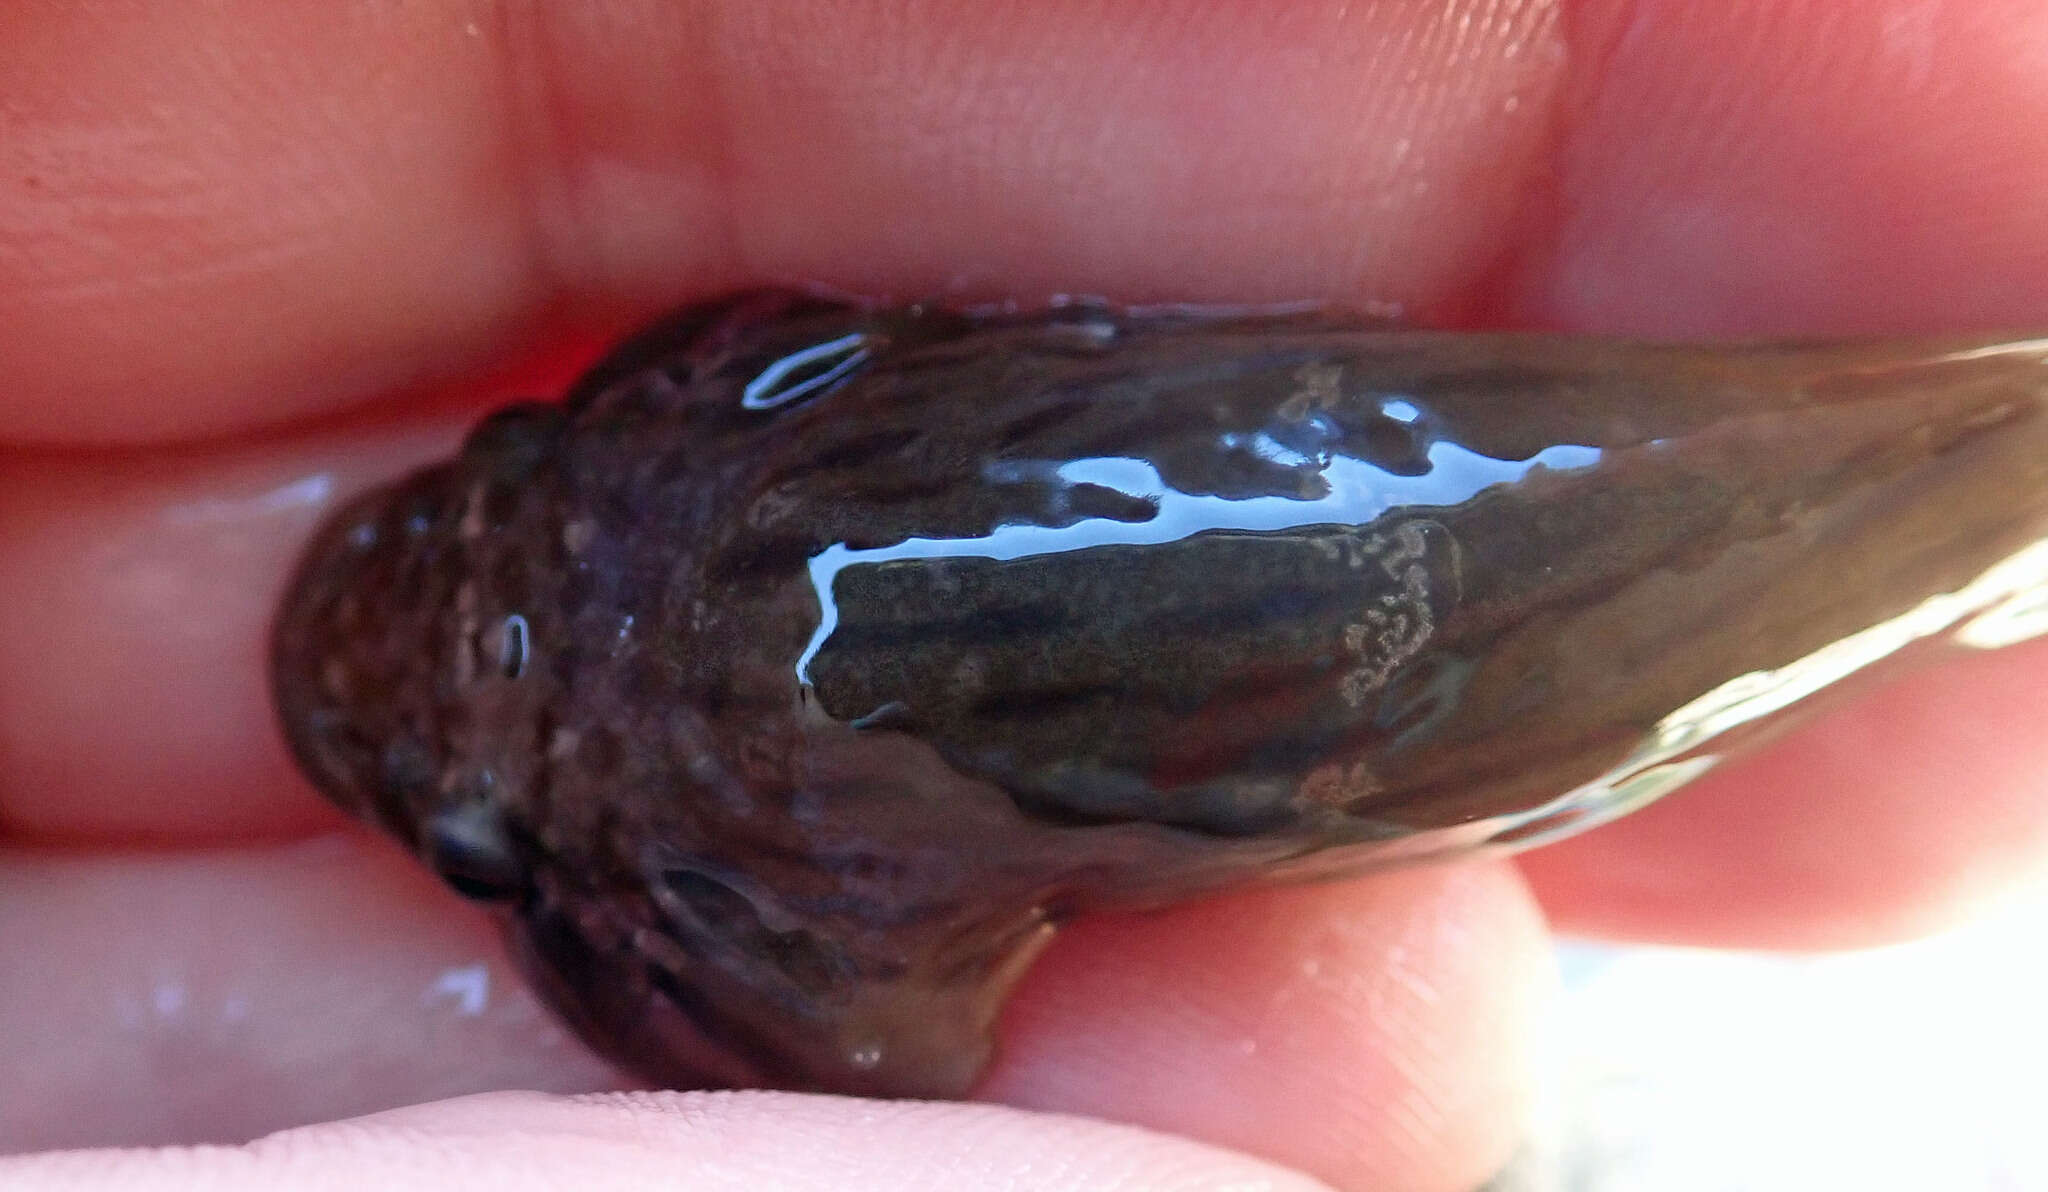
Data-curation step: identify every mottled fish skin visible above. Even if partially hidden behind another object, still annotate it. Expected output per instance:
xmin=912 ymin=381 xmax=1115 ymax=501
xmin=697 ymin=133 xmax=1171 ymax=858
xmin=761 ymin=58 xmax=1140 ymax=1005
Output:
xmin=271 ymin=291 xmax=2048 ymax=1097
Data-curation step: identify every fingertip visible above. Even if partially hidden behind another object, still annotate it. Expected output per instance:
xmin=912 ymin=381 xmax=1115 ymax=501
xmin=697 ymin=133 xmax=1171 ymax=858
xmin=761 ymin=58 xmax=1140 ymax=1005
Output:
xmin=1522 ymin=0 xmax=2048 ymax=335
xmin=3 ymin=0 xmax=1564 ymax=442
xmin=982 ymin=860 xmax=1551 ymax=1192
xmin=1 ymin=1090 xmax=1339 ymax=1192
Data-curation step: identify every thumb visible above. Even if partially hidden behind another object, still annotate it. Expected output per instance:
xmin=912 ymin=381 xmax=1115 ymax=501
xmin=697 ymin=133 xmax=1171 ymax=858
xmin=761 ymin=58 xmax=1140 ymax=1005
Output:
xmin=0 ymin=1089 xmax=1334 ymax=1192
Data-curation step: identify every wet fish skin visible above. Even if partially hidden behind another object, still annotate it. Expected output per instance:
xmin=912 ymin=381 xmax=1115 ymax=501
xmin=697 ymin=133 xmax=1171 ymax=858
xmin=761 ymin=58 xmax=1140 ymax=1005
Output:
xmin=271 ymin=290 xmax=2048 ymax=1097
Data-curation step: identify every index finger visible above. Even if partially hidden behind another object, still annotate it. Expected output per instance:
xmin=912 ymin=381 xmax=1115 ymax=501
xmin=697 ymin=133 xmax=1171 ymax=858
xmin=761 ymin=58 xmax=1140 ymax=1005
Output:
xmin=1 ymin=0 xmax=1558 ymax=443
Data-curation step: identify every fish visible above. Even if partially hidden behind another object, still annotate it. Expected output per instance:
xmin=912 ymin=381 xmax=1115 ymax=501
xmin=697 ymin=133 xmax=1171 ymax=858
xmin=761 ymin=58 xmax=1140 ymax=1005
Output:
xmin=270 ymin=290 xmax=2048 ymax=1097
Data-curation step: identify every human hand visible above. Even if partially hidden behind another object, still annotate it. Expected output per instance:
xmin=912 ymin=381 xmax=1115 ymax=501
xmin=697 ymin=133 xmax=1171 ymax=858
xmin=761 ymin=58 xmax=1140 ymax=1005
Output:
xmin=6 ymin=4 xmax=2048 ymax=1190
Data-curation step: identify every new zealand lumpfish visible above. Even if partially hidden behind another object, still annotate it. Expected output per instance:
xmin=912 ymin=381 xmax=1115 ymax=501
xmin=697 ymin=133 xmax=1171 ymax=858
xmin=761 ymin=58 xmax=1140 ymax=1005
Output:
xmin=271 ymin=291 xmax=2048 ymax=1097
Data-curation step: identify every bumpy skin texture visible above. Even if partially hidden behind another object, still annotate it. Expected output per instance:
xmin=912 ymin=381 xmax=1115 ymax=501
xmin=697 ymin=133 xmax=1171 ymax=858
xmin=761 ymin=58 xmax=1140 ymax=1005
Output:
xmin=273 ymin=292 xmax=2048 ymax=1097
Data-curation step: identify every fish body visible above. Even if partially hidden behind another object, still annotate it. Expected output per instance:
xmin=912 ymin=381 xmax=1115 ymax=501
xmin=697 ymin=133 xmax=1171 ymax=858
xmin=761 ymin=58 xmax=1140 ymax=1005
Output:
xmin=272 ymin=292 xmax=2048 ymax=1096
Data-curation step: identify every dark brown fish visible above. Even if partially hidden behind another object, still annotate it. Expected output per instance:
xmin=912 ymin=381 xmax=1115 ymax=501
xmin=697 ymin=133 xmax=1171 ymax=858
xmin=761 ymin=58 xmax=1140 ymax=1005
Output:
xmin=271 ymin=291 xmax=2048 ymax=1097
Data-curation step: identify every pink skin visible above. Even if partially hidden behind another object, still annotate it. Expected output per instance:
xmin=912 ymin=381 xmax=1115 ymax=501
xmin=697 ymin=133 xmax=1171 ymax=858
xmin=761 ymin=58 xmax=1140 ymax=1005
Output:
xmin=4 ymin=2 xmax=2048 ymax=1190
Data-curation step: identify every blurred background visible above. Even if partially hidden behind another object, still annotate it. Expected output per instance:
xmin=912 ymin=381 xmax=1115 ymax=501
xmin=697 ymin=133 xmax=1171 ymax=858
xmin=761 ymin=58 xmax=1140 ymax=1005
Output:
xmin=1495 ymin=881 xmax=2048 ymax=1191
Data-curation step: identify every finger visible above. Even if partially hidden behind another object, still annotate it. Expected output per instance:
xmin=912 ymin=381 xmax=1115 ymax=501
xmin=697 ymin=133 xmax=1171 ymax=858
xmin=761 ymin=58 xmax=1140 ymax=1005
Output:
xmin=1 ymin=0 xmax=1561 ymax=442
xmin=10 ymin=367 xmax=2048 ymax=951
xmin=13 ymin=343 xmax=2048 ymax=956
xmin=1518 ymin=638 xmax=2048 ymax=949
xmin=1515 ymin=0 xmax=2048 ymax=335
xmin=0 ymin=835 xmax=1545 ymax=1192
xmin=0 ymin=417 xmax=468 ymax=842
xmin=0 ymin=1090 xmax=1336 ymax=1192
xmin=0 ymin=836 xmax=623 ymax=1152
xmin=12 ymin=4 xmax=2048 ymax=446
xmin=983 ymin=861 xmax=1546 ymax=1192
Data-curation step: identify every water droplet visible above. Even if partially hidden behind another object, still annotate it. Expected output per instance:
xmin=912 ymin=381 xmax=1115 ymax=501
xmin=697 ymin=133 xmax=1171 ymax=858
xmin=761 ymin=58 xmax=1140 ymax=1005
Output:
xmin=425 ymin=964 xmax=492 ymax=1017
